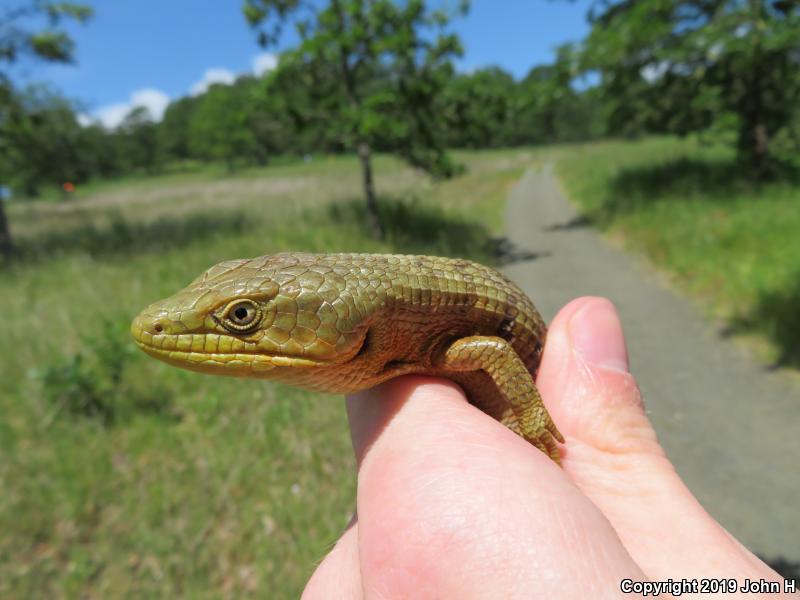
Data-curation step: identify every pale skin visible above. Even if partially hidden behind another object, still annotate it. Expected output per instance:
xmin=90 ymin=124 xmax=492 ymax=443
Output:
xmin=303 ymin=297 xmax=796 ymax=600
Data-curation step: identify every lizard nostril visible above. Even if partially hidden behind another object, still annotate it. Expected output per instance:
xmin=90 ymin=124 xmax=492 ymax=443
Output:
xmin=153 ymin=323 xmax=163 ymax=333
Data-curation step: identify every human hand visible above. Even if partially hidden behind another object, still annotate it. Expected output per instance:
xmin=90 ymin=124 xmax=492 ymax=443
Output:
xmin=303 ymin=297 xmax=794 ymax=599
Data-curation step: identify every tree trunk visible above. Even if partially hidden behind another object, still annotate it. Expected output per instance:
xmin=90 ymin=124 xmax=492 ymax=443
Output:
xmin=330 ymin=0 xmax=383 ymax=240
xmin=357 ymin=141 xmax=383 ymax=240
xmin=739 ymin=109 xmax=770 ymax=183
xmin=751 ymin=121 xmax=769 ymax=182
xmin=738 ymin=9 xmax=770 ymax=183
xmin=0 ymin=201 xmax=13 ymax=262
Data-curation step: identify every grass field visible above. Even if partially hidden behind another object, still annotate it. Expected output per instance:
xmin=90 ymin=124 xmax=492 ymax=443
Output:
xmin=0 ymin=149 xmax=533 ymax=599
xmin=6 ymin=136 xmax=795 ymax=597
xmin=557 ymin=136 xmax=800 ymax=369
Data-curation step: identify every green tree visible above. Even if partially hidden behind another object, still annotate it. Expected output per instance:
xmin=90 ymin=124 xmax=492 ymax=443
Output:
xmin=439 ymin=67 xmax=518 ymax=148
xmin=575 ymin=0 xmax=800 ymax=180
xmin=244 ymin=0 xmax=467 ymax=239
xmin=118 ymin=106 xmax=161 ymax=174
xmin=188 ymin=81 xmax=259 ymax=172
xmin=516 ymin=46 xmax=602 ymax=145
xmin=232 ymin=74 xmax=288 ymax=166
xmin=258 ymin=52 xmax=349 ymax=156
xmin=159 ymin=96 xmax=197 ymax=163
xmin=2 ymin=86 xmax=89 ymax=196
xmin=78 ymin=123 xmax=124 ymax=179
xmin=0 ymin=1 xmax=92 ymax=67
xmin=0 ymin=0 xmax=92 ymax=260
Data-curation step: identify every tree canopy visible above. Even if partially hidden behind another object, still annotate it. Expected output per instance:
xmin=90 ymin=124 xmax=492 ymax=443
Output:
xmin=0 ymin=1 xmax=92 ymax=72
xmin=188 ymin=80 xmax=258 ymax=172
xmin=576 ymin=0 xmax=800 ymax=180
xmin=0 ymin=1 xmax=92 ymax=259
xmin=244 ymin=0 xmax=469 ymax=238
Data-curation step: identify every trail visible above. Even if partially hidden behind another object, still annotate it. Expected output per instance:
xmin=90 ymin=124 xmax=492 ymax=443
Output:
xmin=502 ymin=164 xmax=800 ymax=566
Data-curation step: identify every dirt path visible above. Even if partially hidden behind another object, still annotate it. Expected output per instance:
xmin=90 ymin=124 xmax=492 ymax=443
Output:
xmin=502 ymin=164 xmax=800 ymax=566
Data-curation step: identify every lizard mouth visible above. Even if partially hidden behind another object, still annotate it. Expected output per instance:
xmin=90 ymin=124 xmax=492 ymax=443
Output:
xmin=130 ymin=312 xmax=329 ymax=375
xmin=134 ymin=339 xmax=325 ymax=373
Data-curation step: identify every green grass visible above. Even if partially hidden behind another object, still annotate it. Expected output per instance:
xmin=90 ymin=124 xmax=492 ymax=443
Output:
xmin=0 ymin=148 xmax=534 ymax=598
xmin=557 ymin=136 xmax=800 ymax=368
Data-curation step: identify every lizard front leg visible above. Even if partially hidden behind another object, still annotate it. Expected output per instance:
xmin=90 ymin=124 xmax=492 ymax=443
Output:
xmin=437 ymin=336 xmax=563 ymax=463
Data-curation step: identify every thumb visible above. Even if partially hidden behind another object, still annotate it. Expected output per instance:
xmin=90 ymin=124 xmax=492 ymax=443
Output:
xmin=538 ymin=297 xmax=780 ymax=584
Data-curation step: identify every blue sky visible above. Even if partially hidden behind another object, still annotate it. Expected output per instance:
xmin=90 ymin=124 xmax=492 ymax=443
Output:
xmin=10 ymin=0 xmax=591 ymax=127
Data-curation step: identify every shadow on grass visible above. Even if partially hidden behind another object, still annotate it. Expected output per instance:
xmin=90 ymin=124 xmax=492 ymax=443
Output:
xmin=596 ymin=157 xmax=800 ymax=222
xmin=322 ymin=196 xmax=497 ymax=261
xmin=725 ymin=277 xmax=800 ymax=369
xmin=613 ymin=158 xmax=754 ymax=199
xmin=12 ymin=211 xmax=255 ymax=263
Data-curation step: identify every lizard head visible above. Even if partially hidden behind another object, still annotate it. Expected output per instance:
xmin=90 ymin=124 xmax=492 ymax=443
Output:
xmin=131 ymin=253 xmax=368 ymax=378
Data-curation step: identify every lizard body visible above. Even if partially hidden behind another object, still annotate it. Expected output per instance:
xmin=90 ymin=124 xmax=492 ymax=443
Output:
xmin=131 ymin=252 xmax=563 ymax=461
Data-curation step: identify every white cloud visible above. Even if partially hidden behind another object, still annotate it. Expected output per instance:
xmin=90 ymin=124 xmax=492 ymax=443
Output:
xmin=190 ymin=68 xmax=236 ymax=96
xmin=131 ymin=89 xmax=170 ymax=119
xmin=252 ymin=52 xmax=278 ymax=76
xmin=92 ymin=88 xmax=170 ymax=129
xmin=86 ymin=53 xmax=281 ymax=130
xmin=94 ymin=103 xmax=130 ymax=129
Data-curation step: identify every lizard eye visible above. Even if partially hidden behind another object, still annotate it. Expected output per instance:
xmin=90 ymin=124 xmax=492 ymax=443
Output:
xmin=220 ymin=299 xmax=262 ymax=332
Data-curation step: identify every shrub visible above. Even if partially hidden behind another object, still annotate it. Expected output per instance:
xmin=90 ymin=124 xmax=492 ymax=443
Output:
xmin=38 ymin=319 xmax=173 ymax=425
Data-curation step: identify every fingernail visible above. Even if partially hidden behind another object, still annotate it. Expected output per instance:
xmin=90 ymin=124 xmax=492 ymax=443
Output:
xmin=569 ymin=298 xmax=629 ymax=373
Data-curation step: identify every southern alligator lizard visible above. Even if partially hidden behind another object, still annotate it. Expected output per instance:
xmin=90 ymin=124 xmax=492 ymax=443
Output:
xmin=131 ymin=253 xmax=563 ymax=462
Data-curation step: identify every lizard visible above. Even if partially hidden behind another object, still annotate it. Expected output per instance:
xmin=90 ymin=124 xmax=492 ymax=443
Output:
xmin=131 ymin=252 xmax=564 ymax=462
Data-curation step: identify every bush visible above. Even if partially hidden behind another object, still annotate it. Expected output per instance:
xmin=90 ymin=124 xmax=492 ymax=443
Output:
xmin=38 ymin=319 xmax=173 ymax=425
